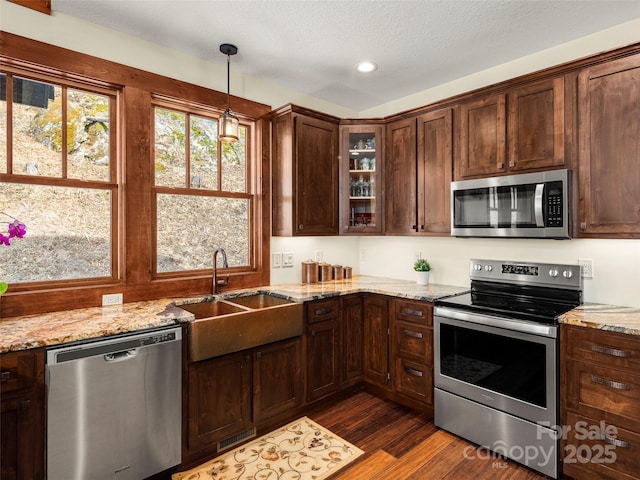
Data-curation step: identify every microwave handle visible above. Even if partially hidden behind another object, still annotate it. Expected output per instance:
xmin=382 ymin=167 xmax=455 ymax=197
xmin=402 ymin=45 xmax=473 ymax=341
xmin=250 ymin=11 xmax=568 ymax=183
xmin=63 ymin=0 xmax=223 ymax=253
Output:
xmin=534 ymin=183 xmax=545 ymax=227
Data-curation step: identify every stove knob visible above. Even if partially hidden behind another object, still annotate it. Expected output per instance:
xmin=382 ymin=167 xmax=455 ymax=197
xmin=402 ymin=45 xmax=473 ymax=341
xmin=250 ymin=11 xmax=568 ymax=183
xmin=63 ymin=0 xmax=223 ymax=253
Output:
xmin=485 ymin=265 xmax=493 ymax=272
xmin=549 ymin=268 xmax=559 ymax=277
xmin=474 ymin=264 xmax=483 ymax=271
xmin=563 ymin=270 xmax=573 ymax=279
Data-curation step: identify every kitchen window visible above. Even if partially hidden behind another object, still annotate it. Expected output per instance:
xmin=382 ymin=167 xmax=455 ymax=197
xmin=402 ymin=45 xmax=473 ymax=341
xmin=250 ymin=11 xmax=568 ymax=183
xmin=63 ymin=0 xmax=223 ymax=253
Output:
xmin=0 ymin=71 xmax=118 ymax=286
xmin=152 ymin=99 xmax=254 ymax=275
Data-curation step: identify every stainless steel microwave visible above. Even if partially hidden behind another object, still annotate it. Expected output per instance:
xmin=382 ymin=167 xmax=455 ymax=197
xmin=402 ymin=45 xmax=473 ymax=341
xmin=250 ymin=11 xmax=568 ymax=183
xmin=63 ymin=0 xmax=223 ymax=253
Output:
xmin=451 ymin=169 xmax=570 ymax=239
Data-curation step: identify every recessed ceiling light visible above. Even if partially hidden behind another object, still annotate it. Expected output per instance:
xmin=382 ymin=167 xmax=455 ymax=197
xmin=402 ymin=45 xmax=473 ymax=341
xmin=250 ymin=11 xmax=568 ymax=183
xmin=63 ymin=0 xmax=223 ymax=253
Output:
xmin=356 ymin=61 xmax=378 ymax=73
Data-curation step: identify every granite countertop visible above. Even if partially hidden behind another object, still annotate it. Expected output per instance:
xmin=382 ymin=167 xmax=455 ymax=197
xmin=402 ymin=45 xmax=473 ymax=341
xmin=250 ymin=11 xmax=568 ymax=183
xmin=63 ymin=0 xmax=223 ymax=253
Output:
xmin=3 ymin=275 xmax=640 ymax=353
xmin=0 ymin=276 xmax=468 ymax=353
xmin=558 ymin=303 xmax=640 ymax=337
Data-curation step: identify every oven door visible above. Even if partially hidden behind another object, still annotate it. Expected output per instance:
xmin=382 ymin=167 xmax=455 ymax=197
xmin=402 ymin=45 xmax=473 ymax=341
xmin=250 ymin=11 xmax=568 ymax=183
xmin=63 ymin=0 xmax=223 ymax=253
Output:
xmin=434 ymin=306 xmax=558 ymax=425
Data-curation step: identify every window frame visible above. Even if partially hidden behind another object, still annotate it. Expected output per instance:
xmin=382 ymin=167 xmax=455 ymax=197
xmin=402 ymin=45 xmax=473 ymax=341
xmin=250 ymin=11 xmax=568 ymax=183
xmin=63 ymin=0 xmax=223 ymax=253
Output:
xmin=0 ymin=64 xmax=122 ymax=291
xmin=151 ymin=95 xmax=258 ymax=279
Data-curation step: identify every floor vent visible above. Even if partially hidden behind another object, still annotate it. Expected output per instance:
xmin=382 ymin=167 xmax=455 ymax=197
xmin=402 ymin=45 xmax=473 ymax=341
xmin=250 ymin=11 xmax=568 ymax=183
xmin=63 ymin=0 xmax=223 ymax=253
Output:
xmin=217 ymin=427 xmax=257 ymax=452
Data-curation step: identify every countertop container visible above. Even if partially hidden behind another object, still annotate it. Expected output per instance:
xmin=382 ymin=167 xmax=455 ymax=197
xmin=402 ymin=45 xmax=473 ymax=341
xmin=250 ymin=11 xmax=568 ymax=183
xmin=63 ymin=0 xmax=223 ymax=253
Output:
xmin=332 ymin=265 xmax=343 ymax=280
xmin=301 ymin=260 xmax=318 ymax=283
xmin=318 ymin=263 xmax=332 ymax=282
xmin=343 ymin=266 xmax=352 ymax=279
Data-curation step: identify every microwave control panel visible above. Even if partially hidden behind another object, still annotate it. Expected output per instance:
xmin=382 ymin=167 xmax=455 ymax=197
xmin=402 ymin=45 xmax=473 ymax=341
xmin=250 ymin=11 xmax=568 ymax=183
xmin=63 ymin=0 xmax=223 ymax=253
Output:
xmin=545 ymin=181 xmax=563 ymax=226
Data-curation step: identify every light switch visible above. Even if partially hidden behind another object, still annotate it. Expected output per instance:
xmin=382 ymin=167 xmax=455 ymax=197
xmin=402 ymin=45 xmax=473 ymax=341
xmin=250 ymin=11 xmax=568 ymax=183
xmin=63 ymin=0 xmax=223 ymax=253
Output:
xmin=282 ymin=252 xmax=294 ymax=268
xmin=272 ymin=252 xmax=282 ymax=268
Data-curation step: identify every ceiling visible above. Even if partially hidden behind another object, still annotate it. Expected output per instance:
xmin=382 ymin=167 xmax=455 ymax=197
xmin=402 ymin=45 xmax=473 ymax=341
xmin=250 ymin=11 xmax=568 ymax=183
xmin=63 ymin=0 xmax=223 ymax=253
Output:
xmin=52 ymin=0 xmax=640 ymax=111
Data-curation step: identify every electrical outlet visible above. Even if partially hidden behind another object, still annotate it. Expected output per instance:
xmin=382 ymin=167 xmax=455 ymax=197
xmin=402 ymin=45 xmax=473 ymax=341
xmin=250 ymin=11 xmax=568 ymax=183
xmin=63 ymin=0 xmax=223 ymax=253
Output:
xmin=282 ymin=252 xmax=294 ymax=268
xmin=578 ymin=259 xmax=594 ymax=279
xmin=315 ymin=250 xmax=323 ymax=262
xmin=102 ymin=293 xmax=123 ymax=306
xmin=360 ymin=248 xmax=367 ymax=262
xmin=272 ymin=252 xmax=282 ymax=268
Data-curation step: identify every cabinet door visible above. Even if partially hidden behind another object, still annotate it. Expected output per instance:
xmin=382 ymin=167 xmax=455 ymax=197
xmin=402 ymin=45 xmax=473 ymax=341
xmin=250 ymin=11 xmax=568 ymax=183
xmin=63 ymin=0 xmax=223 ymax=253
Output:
xmin=306 ymin=318 xmax=340 ymax=401
xmin=508 ymin=77 xmax=565 ymax=172
xmin=187 ymin=352 xmax=252 ymax=451
xmin=254 ymin=338 xmax=303 ymax=422
xmin=417 ymin=108 xmax=452 ymax=235
xmin=340 ymin=124 xmax=384 ymax=234
xmin=577 ymin=54 xmax=640 ymax=236
xmin=385 ymin=117 xmax=418 ymax=234
xmin=341 ymin=295 xmax=364 ymax=387
xmin=1 ymin=393 xmax=40 ymax=480
xmin=458 ymin=93 xmax=507 ymax=178
xmin=294 ymin=115 xmax=339 ymax=235
xmin=363 ymin=295 xmax=389 ymax=387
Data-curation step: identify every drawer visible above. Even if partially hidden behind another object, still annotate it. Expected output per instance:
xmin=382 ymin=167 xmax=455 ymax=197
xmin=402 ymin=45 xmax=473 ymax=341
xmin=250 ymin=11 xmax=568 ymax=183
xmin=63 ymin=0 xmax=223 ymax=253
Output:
xmin=0 ymin=349 xmax=42 ymax=394
xmin=563 ymin=411 xmax=640 ymax=480
xmin=306 ymin=298 xmax=339 ymax=324
xmin=394 ymin=299 xmax=433 ymax=326
xmin=566 ymin=359 xmax=640 ymax=432
xmin=565 ymin=324 xmax=640 ymax=370
xmin=392 ymin=320 xmax=432 ymax=363
xmin=394 ymin=357 xmax=432 ymax=404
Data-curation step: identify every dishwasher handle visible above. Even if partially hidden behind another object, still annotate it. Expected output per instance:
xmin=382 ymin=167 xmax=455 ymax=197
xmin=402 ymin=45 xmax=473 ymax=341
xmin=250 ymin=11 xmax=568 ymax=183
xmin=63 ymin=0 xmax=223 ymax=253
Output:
xmin=104 ymin=349 xmax=138 ymax=362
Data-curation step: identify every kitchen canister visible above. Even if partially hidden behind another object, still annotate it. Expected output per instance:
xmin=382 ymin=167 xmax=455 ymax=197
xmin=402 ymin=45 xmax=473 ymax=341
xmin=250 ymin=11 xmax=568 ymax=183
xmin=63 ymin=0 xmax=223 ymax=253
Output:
xmin=332 ymin=264 xmax=343 ymax=280
xmin=343 ymin=266 xmax=352 ymax=279
xmin=318 ymin=262 xmax=332 ymax=282
xmin=301 ymin=260 xmax=318 ymax=283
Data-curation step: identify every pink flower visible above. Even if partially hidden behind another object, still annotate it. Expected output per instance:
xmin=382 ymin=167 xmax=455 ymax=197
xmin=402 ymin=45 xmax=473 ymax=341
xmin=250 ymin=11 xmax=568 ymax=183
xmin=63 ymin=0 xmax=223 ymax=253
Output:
xmin=0 ymin=234 xmax=10 ymax=246
xmin=8 ymin=220 xmax=26 ymax=239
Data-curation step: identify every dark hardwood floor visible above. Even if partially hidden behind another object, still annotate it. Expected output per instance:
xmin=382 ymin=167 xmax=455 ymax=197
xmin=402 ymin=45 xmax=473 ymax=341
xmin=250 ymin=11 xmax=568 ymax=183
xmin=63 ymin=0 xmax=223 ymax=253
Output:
xmin=304 ymin=390 xmax=546 ymax=480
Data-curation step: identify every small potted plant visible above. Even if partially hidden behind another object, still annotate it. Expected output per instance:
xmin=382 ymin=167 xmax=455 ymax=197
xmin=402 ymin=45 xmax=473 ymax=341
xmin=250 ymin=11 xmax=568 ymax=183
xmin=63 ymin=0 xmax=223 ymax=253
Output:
xmin=413 ymin=258 xmax=431 ymax=285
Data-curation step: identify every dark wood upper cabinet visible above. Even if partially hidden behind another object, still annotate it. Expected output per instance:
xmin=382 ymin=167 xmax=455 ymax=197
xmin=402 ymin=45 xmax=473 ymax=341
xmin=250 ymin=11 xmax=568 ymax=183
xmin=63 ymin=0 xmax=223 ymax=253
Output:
xmin=458 ymin=93 xmax=507 ymax=178
xmin=385 ymin=108 xmax=453 ymax=235
xmin=577 ymin=53 xmax=640 ymax=237
xmin=384 ymin=117 xmax=419 ymax=234
xmin=272 ymin=105 xmax=340 ymax=236
xmin=508 ymin=77 xmax=565 ymax=172
xmin=457 ymin=77 xmax=565 ymax=179
xmin=417 ymin=108 xmax=453 ymax=234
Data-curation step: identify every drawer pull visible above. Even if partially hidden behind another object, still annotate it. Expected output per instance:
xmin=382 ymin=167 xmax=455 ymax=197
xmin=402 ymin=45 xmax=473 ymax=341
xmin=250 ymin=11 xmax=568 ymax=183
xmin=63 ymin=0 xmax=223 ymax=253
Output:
xmin=314 ymin=307 xmax=333 ymax=316
xmin=402 ymin=329 xmax=423 ymax=339
xmin=1 ymin=371 xmax=14 ymax=383
xmin=404 ymin=367 xmax=423 ymax=377
xmin=591 ymin=375 xmax=631 ymax=391
xmin=604 ymin=435 xmax=630 ymax=449
xmin=590 ymin=343 xmax=630 ymax=358
xmin=401 ymin=307 xmax=424 ymax=317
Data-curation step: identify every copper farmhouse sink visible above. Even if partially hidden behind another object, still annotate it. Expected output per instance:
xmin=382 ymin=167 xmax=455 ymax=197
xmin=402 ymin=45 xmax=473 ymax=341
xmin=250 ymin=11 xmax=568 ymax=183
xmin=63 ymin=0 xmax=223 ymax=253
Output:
xmin=181 ymin=294 xmax=303 ymax=362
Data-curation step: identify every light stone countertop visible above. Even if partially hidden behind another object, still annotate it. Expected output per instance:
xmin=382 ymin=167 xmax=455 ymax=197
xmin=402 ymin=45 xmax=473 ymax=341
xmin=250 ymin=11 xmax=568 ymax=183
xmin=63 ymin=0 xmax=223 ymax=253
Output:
xmin=3 ymin=275 xmax=640 ymax=353
xmin=558 ymin=303 xmax=640 ymax=337
xmin=0 ymin=276 xmax=467 ymax=353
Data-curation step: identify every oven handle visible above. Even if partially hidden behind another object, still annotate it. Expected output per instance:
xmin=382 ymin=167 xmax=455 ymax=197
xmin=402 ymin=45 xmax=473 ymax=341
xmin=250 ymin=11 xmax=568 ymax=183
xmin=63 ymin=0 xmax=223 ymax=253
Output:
xmin=434 ymin=306 xmax=557 ymax=338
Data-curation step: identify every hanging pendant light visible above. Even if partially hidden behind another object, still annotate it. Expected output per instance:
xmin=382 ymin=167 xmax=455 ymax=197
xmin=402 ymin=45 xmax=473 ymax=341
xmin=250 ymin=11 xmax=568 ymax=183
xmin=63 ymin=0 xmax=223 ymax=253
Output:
xmin=219 ymin=43 xmax=239 ymax=143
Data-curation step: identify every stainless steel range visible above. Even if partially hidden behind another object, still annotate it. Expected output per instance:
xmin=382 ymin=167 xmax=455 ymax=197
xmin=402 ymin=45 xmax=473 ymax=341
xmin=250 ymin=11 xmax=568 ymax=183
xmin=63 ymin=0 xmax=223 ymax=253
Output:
xmin=434 ymin=259 xmax=582 ymax=478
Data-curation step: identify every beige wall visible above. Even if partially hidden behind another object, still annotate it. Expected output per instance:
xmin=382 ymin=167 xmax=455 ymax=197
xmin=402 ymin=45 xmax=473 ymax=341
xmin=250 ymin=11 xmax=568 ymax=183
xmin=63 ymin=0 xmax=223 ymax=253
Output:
xmin=2 ymin=1 xmax=640 ymax=306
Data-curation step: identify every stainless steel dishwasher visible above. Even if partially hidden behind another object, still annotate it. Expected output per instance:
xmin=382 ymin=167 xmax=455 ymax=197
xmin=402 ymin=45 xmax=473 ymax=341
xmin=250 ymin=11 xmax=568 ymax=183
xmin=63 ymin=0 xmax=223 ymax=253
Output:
xmin=46 ymin=326 xmax=182 ymax=480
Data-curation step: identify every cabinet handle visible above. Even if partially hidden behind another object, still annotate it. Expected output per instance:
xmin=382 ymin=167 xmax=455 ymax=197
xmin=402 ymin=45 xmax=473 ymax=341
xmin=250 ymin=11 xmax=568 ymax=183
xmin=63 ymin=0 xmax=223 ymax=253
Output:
xmin=591 ymin=375 xmax=631 ymax=391
xmin=509 ymin=161 xmax=515 ymax=168
xmin=311 ymin=330 xmax=316 ymax=336
xmin=604 ymin=435 xmax=630 ymax=449
xmin=314 ymin=307 xmax=333 ymax=316
xmin=420 ymin=225 xmax=424 ymax=230
xmin=402 ymin=329 xmax=423 ymax=339
xmin=590 ymin=343 xmax=630 ymax=358
xmin=411 ymin=225 xmax=417 ymax=231
xmin=401 ymin=307 xmax=424 ymax=317
xmin=21 ymin=399 xmax=31 ymax=411
xmin=404 ymin=367 xmax=423 ymax=377
xmin=298 ymin=224 xmax=304 ymax=230
xmin=256 ymin=351 xmax=262 ymax=359
xmin=1 ymin=371 xmax=13 ymax=383
xmin=497 ymin=162 xmax=504 ymax=169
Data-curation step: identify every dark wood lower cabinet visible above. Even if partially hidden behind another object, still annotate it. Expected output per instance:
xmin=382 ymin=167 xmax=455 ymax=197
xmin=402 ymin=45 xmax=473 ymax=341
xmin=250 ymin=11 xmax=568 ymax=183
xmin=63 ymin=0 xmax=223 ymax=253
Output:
xmin=363 ymin=295 xmax=390 ymax=387
xmin=0 ymin=349 xmax=44 ymax=480
xmin=187 ymin=351 xmax=253 ymax=452
xmin=254 ymin=338 xmax=303 ymax=422
xmin=306 ymin=316 xmax=340 ymax=401
xmin=340 ymin=295 xmax=365 ymax=388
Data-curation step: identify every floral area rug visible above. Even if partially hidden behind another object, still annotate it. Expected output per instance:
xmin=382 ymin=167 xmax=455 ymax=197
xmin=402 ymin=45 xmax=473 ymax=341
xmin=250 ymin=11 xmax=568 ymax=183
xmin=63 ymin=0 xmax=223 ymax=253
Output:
xmin=173 ymin=416 xmax=364 ymax=480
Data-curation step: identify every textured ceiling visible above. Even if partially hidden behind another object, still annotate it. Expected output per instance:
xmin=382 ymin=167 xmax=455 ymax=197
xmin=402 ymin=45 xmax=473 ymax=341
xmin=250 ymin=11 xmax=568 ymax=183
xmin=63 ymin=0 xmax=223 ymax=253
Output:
xmin=52 ymin=0 xmax=640 ymax=111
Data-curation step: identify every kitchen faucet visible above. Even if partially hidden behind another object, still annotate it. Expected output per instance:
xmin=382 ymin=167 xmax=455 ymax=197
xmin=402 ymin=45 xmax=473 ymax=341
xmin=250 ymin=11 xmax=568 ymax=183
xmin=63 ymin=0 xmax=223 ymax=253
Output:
xmin=212 ymin=247 xmax=229 ymax=294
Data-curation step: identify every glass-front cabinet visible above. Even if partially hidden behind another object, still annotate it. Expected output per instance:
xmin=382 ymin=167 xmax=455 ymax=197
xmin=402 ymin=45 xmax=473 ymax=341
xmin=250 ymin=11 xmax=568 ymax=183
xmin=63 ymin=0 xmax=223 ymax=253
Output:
xmin=340 ymin=124 xmax=384 ymax=234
